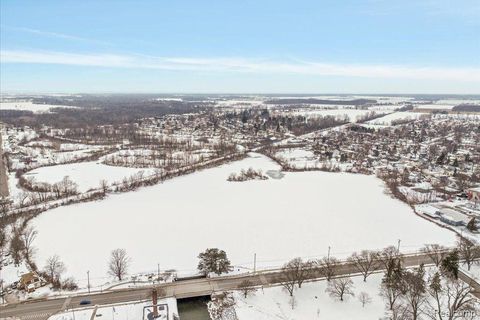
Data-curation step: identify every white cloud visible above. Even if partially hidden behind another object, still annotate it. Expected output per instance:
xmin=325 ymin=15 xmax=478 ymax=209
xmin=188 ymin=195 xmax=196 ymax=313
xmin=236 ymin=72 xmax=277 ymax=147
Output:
xmin=5 ymin=27 xmax=112 ymax=45
xmin=1 ymin=49 xmax=479 ymax=82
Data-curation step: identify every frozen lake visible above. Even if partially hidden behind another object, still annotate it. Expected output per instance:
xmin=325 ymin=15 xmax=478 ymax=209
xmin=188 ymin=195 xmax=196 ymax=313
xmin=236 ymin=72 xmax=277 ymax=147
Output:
xmin=31 ymin=153 xmax=454 ymax=286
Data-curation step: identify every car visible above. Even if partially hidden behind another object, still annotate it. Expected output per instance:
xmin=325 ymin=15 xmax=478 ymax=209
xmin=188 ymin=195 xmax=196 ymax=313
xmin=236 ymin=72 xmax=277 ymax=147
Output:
xmin=79 ymin=300 xmax=91 ymax=305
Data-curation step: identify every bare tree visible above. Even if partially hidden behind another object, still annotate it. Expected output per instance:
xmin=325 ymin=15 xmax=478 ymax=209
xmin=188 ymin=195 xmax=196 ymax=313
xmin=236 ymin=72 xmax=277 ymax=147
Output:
xmin=9 ymin=230 xmax=25 ymax=265
xmin=21 ymin=227 xmax=37 ymax=261
xmin=316 ymin=256 xmax=340 ymax=281
xmin=0 ymin=226 xmax=7 ymax=254
xmin=0 ymin=197 xmax=11 ymax=217
xmin=17 ymin=192 xmax=30 ymax=208
xmin=358 ymin=291 xmax=372 ymax=307
xmin=277 ymin=265 xmax=297 ymax=297
xmin=326 ymin=277 xmax=355 ymax=301
xmin=380 ymin=259 xmax=404 ymax=312
xmin=426 ymin=271 xmax=478 ymax=320
xmin=283 ymin=257 xmax=314 ymax=288
xmin=421 ymin=244 xmax=448 ymax=267
xmin=348 ymin=250 xmax=381 ymax=282
xmin=456 ymin=237 xmax=480 ymax=271
xmin=237 ymin=280 xmax=256 ymax=298
xmin=99 ymin=179 xmax=109 ymax=194
xmin=455 ymin=173 xmax=472 ymax=192
xmin=44 ymin=255 xmax=66 ymax=285
xmin=379 ymin=246 xmax=403 ymax=275
xmin=108 ymin=248 xmax=130 ymax=281
xmin=400 ymin=266 xmax=427 ymax=320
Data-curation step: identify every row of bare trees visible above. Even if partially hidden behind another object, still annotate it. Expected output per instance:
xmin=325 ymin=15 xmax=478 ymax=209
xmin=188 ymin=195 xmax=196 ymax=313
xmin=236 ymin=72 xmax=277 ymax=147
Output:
xmin=240 ymin=239 xmax=479 ymax=317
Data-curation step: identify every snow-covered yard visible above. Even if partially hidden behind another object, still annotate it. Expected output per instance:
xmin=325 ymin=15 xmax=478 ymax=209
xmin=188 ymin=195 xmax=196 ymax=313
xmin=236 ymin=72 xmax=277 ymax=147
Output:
xmin=0 ymin=261 xmax=29 ymax=287
xmin=30 ymin=154 xmax=454 ymax=288
xmin=233 ymin=273 xmax=385 ymax=320
xmin=25 ymin=161 xmax=153 ymax=192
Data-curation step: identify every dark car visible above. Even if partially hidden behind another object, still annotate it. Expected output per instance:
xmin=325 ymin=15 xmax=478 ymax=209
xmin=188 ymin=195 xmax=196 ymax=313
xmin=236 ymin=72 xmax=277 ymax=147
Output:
xmin=79 ymin=300 xmax=91 ymax=305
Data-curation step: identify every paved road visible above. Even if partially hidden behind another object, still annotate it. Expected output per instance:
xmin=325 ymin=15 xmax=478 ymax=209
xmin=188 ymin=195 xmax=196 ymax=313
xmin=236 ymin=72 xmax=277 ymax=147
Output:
xmin=0 ymin=252 xmax=446 ymax=319
xmin=0 ymin=133 xmax=9 ymax=198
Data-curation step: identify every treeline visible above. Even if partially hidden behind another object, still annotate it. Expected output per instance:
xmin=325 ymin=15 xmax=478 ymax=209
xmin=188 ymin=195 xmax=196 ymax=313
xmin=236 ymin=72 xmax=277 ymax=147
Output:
xmin=452 ymin=104 xmax=480 ymax=112
xmin=264 ymin=98 xmax=377 ymax=105
xmin=2 ymin=96 xmax=208 ymax=128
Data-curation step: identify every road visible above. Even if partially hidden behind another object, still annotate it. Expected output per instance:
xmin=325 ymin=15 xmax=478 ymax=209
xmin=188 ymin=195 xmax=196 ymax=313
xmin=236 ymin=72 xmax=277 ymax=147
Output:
xmin=0 ymin=133 xmax=9 ymax=198
xmin=0 ymin=252 xmax=447 ymax=319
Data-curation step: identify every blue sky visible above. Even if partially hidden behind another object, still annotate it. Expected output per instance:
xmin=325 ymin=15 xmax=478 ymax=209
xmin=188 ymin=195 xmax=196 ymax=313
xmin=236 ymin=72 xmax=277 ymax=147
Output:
xmin=1 ymin=0 xmax=479 ymax=93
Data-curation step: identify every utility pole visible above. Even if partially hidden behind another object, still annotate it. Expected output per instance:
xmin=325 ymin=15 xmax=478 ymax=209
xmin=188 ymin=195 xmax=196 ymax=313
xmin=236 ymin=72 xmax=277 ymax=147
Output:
xmin=253 ymin=253 xmax=256 ymax=273
xmin=87 ymin=271 xmax=90 ymax=294
xmin=0 ymin=268 xmax=4 ymax=304
xmin=327 ymin=246 xmax=331 ymax=261
xmin=1 ymin=280 xmax=4 ymax=304
xmin=397 ymin=239 xmax=401 ymax=253
xmin=157 ymin=263 xmax=160 ymax=281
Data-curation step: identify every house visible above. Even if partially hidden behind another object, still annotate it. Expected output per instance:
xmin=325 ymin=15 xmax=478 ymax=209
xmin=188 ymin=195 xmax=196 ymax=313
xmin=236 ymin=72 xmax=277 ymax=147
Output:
xmin=19 ymin=272 xmax=46 ymax=293
xmin=467 ymin=187 xmax=480 ymax=202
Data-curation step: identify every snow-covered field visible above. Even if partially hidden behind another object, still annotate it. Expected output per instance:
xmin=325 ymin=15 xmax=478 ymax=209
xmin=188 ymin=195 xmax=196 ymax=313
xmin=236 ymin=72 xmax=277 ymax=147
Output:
xmin=233 ymin=273 xmax=385 ymax=320
xmin=414 ymin=104 xmax=455 ymax=110
xmin=288 ymin=109 xmax=388 ymax=122
xmin=368 ymin=111 xmax=429 ymax=125
xmin=25 ymin=161 xmax=153 ymax=192
xmin=30 ymin=154 xmax=454 ymax=287
xmin=0 ymin=101 xmax=74 ymax=113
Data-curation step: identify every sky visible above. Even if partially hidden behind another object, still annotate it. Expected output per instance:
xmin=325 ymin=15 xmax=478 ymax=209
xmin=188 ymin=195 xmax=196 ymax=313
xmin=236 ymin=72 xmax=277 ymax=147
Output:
xmin=1 ymin=0 xmax=479 ymax=94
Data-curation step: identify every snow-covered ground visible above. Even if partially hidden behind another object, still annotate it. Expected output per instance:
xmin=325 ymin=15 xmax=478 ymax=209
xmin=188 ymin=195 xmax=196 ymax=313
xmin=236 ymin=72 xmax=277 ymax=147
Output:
xmin=368 ymin=111 xmax=429 ymax=125
xmin=233 ymin=273 xmax=385 ymax=320
xmin=49 ymin=298 xmax=178 ymax=320
xmin=25 ymin=161 xmax=153 ymax=192
xmin=0 ymin=101 xmax=74 ymax=113
xmin=414 ymin=104 xmax=455 ymax=110
xmin=30 ymin=154 xmax=454 ymax=288
xmin=275 ymin=148 xmax=316 ymax=168
xmin=288 ymin=109 xmax=389 ymax=122
xmin=0 ymin=261 xmax=29 ymax=287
